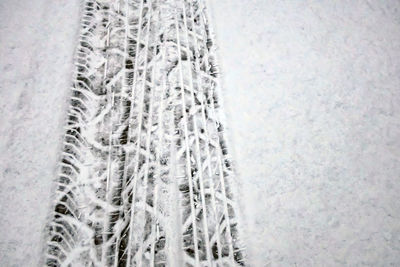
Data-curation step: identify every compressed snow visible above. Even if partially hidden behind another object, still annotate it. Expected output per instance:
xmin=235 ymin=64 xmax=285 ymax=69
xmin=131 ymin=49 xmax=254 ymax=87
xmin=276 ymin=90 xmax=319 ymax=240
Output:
xmin=44 ymin=0 xmax=244 ymax=265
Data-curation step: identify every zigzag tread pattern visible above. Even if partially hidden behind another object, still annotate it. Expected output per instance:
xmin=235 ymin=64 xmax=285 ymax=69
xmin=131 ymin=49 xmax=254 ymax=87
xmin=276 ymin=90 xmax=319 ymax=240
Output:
xmin=45 ymin=0 xmax=245 ymax=266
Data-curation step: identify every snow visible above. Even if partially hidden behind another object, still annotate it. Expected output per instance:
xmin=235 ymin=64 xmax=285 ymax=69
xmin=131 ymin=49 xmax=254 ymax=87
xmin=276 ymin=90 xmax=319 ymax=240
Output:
xmin=209 ymin=0 xmax=400 ymax=266
xmin=1 ymin=0 xmax=400 ymax=266
xmin=0 ymin=0 xmax=80 ymax=265
xmin=43 ymin=1 xmax=245 ymax=265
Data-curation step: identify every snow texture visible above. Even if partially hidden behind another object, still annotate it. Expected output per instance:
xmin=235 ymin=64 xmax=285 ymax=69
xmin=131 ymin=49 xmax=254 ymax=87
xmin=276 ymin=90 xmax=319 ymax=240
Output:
xmin=209 ymin=0 xmax=400 ymax=266
xmin=0 ymin=0 xmax=80 ymax=266
xmin=1 ymin=0 xmax=400 ymax=266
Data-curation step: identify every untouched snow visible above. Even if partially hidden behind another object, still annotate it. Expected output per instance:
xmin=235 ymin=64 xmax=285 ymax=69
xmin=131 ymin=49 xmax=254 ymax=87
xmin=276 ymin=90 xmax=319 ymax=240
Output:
xmin=0 ymin=0 xmax=80 ymax=265
xmin=1 ymin=0 xmax=400 ymax=266
xmin=209 ymin=0 xmax=400 ymax=266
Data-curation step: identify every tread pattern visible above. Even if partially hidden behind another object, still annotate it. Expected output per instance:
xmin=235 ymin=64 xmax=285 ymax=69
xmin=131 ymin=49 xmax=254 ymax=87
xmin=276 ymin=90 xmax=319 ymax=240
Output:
xmin=45 ymin=0 xmax=245 ymax=266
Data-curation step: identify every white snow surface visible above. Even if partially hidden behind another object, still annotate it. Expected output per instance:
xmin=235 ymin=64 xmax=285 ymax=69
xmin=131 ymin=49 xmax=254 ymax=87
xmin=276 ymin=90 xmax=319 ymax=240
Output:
xmin=1 ymin=0 xmax=400 ymax=266
xmin=0 ymin=0 xmax=80 ymax=266
xmin=208 ymin=0 xmax=400 ymax=266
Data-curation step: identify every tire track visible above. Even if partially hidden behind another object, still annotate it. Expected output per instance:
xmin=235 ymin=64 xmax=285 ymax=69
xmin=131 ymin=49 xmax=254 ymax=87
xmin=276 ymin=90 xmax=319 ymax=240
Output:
xmin=45 ymin=0 xmax=245 ymax=266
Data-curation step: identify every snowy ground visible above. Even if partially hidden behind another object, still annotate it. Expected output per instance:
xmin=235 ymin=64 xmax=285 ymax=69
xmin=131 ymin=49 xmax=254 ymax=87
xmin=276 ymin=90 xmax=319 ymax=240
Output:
xmin=209 ymin=1 xmax=400 ymax=266
xmin=1 ymin=0 xmax=400 ymax=266
xmin=0 ymin=0 xmax=80 ymax=266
